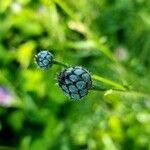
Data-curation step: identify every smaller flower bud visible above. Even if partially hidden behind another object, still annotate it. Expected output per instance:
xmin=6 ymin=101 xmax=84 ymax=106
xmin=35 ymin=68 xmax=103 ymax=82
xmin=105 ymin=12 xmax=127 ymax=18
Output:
xmin=35 ymin=50 xmax=54 ymax=69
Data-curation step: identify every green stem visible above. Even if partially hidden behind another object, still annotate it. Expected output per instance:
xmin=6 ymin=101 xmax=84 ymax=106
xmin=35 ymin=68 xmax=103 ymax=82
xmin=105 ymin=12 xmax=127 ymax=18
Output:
xmin=92 ymin=74 xmax=126 ymax=91
xmin=92 ymin=75 xmax=150 ymax=98
xmin=53 ymin=60 xmax=69 ymax=67
xmin=91 ymin=83 xmax=126 ymax=92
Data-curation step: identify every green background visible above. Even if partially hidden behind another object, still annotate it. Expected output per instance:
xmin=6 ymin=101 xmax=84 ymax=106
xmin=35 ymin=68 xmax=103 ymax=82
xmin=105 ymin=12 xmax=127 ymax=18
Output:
xmin=0 ymin=0 xmax=150 ymax=150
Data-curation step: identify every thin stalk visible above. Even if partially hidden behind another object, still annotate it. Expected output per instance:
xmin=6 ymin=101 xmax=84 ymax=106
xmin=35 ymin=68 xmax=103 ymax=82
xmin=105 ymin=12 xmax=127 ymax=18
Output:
xmin=53 ymin=60 xmax=69 ymax=67
xmin=92 ymin=77 xmax=150 ymax=98
xmin=91 ymin=83 xmax=126 ymax=92
xmin=92 ymin=74 xmax=126 ymax=91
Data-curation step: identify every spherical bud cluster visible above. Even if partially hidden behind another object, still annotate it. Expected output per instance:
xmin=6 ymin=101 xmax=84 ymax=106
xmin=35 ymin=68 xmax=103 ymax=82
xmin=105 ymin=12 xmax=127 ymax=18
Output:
xmin=58 ymin=66 xmax=92 ymax=100
xmin=35 ymin=50 xmax=54 ymax=69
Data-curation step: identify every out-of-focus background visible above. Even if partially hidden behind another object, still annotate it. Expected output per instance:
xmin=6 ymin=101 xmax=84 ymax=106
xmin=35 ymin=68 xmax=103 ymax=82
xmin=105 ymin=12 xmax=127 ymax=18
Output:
xmin=0 ymin=0 xmax=150 ymax=150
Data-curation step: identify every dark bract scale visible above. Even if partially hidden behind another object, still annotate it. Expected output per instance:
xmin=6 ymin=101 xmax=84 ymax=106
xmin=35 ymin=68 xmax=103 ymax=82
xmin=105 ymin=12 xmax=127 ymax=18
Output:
xmin=35 ymin=51 xmax=54 ymax=69
xmin=58 ymin=66 xmax=92 ymax=100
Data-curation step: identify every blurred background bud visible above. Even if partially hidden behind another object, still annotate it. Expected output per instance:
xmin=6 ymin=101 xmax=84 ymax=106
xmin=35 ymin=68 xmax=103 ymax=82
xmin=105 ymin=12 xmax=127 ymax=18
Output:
xmin=0 ymin=87 xmax=16 ymax=107
xmin=114 ymin=46 xmax=128 ymax=62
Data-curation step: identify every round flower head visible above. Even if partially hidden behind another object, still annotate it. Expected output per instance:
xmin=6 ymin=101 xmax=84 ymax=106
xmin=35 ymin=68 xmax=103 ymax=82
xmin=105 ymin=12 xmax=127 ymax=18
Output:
xmin=57 ymin=66 xmax=92 ymax=100
xmin=35 ymin=50 xmax=54 ymax=69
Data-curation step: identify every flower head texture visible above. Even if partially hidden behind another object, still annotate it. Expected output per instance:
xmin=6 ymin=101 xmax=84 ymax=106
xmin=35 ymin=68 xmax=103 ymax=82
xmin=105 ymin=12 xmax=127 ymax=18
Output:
xmin=35 ymin=50 xmax=54 ymax=69
xmin=58 ymin=66 xmax=92 ymax=100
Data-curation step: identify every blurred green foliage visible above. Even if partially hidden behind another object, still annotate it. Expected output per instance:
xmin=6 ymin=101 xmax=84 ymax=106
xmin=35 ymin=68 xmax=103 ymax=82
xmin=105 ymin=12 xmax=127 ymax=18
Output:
xmin=0 ymin=0 xmax=150 ymax=150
